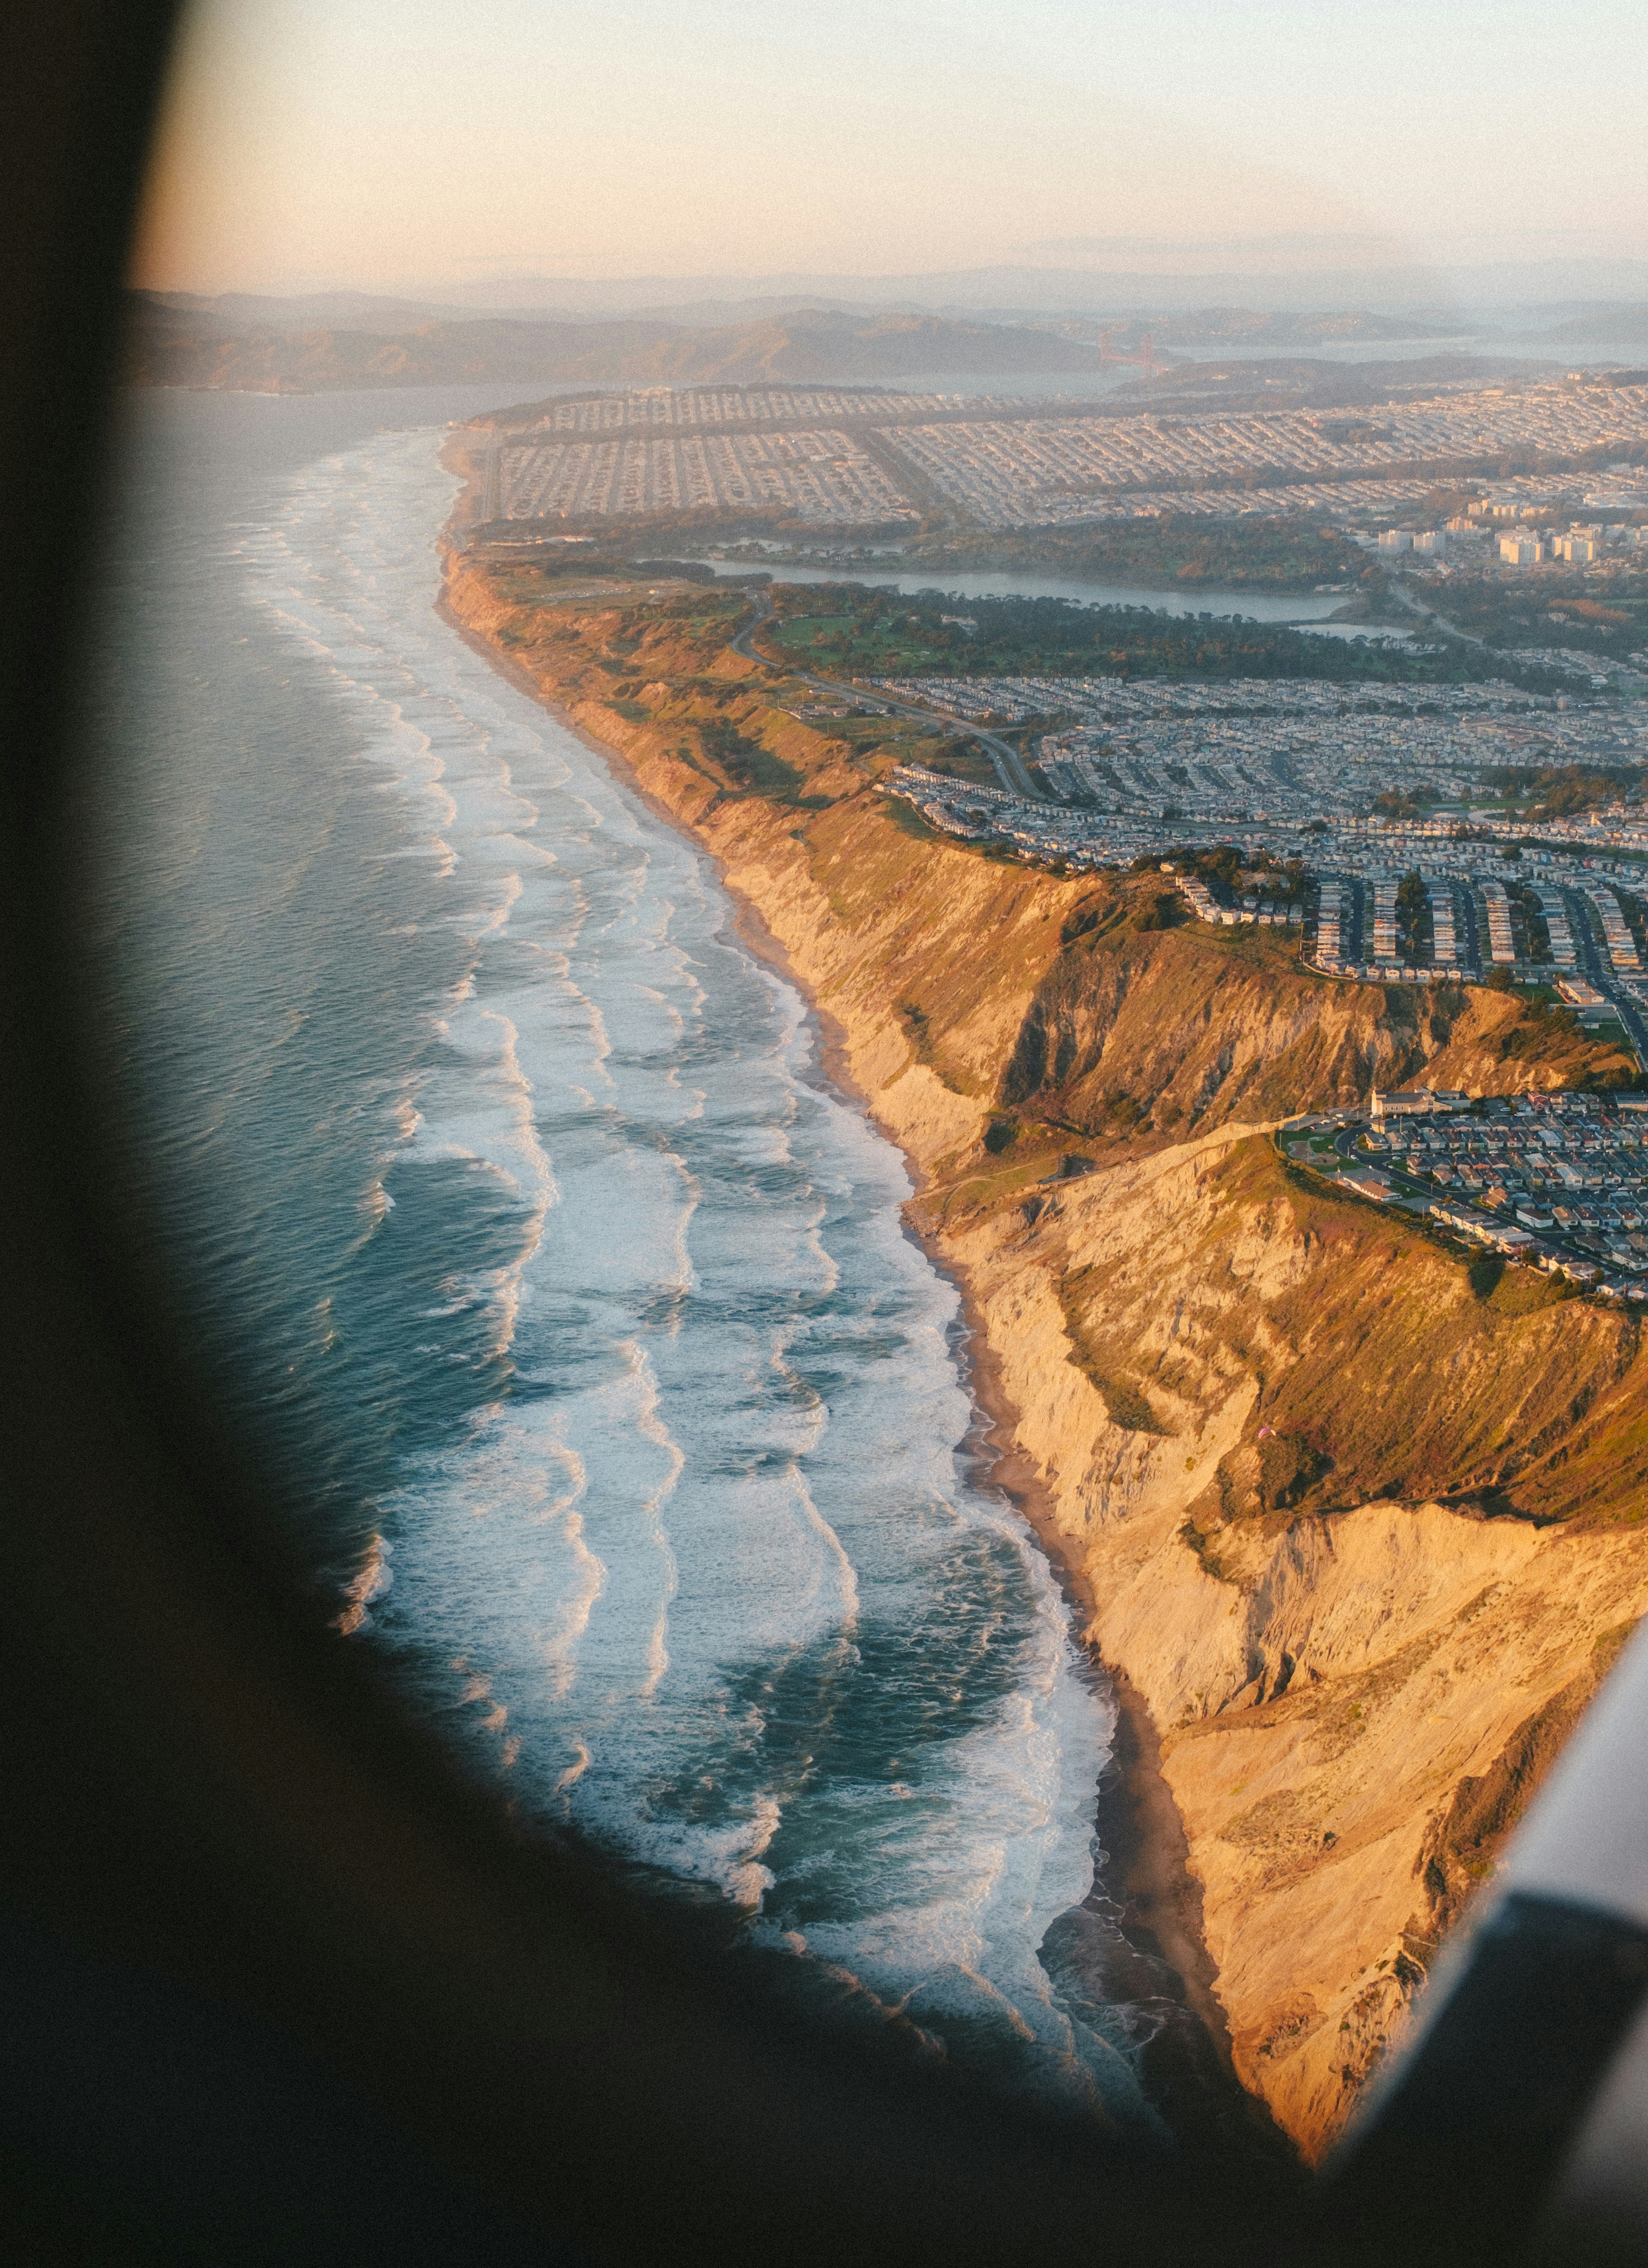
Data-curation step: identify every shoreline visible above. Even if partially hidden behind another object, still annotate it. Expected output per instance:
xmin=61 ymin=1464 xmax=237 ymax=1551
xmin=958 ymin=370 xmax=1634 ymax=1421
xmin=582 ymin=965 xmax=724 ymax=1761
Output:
xmin=916 ymin=1232 xmax=1293 ymax=2170
xmin=432 ymin=513 xmax=1271 ymax=2151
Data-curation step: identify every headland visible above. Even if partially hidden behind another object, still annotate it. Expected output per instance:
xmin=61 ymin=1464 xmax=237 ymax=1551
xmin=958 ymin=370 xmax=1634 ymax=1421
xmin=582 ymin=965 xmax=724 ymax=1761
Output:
xmin=437 ymin=398 xmax=1648 ymax=2164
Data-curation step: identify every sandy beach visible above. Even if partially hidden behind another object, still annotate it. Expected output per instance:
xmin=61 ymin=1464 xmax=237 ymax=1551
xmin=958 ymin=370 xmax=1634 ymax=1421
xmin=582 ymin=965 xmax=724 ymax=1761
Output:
xmin=432 ymin=483 xmax=1277 ymax=2160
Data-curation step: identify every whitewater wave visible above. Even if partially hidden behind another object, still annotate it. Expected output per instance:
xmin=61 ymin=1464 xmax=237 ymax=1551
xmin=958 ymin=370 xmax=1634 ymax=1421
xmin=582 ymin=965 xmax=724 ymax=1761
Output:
xmin=240 ymin=425 xmax=1149 ymax=2126
xmin=334 ymin=1533 xmax=393 ymax=1635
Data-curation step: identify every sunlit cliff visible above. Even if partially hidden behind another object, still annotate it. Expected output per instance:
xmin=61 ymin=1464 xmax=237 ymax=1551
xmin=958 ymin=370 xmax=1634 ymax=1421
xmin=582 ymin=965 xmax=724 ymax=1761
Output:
xmin=443 ymin=542 xmax=1648 ymax=2158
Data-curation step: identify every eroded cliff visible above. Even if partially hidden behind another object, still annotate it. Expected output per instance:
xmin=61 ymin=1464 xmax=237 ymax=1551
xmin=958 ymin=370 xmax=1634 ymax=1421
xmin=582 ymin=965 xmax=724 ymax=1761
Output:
xmin=443 ymin=551 xmax=1648 ymax=2160
xmin=937 ymin=1137 xmax=1648 ymax=2155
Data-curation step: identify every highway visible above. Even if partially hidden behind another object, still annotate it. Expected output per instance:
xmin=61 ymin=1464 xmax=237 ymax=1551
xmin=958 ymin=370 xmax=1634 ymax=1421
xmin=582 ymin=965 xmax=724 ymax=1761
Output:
xmin=728 ymin=584 xmax=1045 ymax=800
xmin=1385 ymin=571 xmax=1488 ymax=648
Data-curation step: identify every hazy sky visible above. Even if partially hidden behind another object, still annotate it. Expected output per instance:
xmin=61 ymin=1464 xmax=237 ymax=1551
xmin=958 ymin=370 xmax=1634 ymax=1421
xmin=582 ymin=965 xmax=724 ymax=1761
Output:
xmin=135 ymin=0 xmax=1648 ymax=296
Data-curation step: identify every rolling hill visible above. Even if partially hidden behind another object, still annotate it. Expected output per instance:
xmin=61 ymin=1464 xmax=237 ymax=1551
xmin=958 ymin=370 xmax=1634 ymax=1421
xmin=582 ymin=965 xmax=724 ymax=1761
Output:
xmin=123 ymin=299 xmax=1112 ymax=392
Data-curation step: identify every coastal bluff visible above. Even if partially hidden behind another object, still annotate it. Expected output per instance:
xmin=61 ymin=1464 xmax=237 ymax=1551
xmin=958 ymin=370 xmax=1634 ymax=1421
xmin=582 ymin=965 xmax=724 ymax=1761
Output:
xmin=442 ymin=544 xmax=1648 ymax=2162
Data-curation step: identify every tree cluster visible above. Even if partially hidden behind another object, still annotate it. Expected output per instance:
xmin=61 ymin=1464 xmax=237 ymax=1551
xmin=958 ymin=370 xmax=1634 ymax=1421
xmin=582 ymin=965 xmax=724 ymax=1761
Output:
xmin=1478 ymin=763 xmax=1646 ymax=817
xmin=913 ymin=515 xmax=1365 ymax=593
xmin=772 ymin=583 xmax=1575 ymax=689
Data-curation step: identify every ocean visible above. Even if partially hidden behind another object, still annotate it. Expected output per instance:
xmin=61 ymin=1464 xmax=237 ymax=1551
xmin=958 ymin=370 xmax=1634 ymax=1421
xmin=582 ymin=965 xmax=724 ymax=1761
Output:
xmin=77 ymin=387 xmax=1182 ymax=2133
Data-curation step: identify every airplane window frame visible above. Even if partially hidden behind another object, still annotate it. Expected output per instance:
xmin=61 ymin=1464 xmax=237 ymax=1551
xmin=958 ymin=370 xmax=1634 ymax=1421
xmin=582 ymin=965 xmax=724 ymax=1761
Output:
xmin=1 ymin=9 xmax=1638 ymax=2265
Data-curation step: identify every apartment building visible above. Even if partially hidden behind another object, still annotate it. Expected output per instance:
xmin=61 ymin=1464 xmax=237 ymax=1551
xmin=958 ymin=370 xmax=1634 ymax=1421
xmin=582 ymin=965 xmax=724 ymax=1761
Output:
xmin=1586 ymin=885 xmax=1642 ymax=972
xmin=1478 ymin=880 xmax=1517 ymax=964
xmin=1535 ymin=887 xmax=1580 ymax=966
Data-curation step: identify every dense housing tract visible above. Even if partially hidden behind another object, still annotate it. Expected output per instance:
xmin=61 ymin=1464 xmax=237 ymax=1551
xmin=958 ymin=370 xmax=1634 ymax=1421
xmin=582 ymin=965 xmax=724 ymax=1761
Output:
xmin=875 ymin=662 xmax=1648 ymax=1067
xmin=883 ymin=673 xmax=1648 ymax=824
xmin=496 ymin=427 xmax=915 ymax=525
xmin=486 ymin=375 xmax=1648 ymax=530
xmin=880 ymin=382 xmax=1648 ymax=528
xmin=1283 ymin=1087 xmax=1648 ymax=1302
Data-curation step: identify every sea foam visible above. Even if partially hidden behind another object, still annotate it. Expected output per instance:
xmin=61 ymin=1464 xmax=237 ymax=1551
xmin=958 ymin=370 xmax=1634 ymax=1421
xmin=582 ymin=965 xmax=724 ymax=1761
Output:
xmin=228 ymin=427 xmax=1149 ymax=2124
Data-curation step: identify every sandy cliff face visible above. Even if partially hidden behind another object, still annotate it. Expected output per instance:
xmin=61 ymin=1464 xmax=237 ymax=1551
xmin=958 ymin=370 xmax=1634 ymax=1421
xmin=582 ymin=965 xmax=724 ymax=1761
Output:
xmin=938 ymin=1139 xmax=1648 ymax=2158
xmin=443 ymin=553 xmax=1648 ymax=2161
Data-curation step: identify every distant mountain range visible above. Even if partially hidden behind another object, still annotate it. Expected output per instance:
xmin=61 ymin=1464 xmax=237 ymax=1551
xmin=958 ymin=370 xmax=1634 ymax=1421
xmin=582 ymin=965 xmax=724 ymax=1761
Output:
xmin=123 ymin=288 xmax=1648 ymax=395
xmin=124 ymin=300 xmax=1115 ymax=392
xmin=1533 ymin=304 xmax=1648 ymax=345
xmin=326 ymin=255 xmax=1648 ymax=318
xmin=1064 ymin=307 xmax=1464 ymax=346
xmin=1104 ymin=353 xmax=1562 ymax=414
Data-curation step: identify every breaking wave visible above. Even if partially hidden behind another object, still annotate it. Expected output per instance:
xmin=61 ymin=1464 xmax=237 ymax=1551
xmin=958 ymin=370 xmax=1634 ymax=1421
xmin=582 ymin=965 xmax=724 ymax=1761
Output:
xmin=89 ymin=406 xmax=1160 ymax=2131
